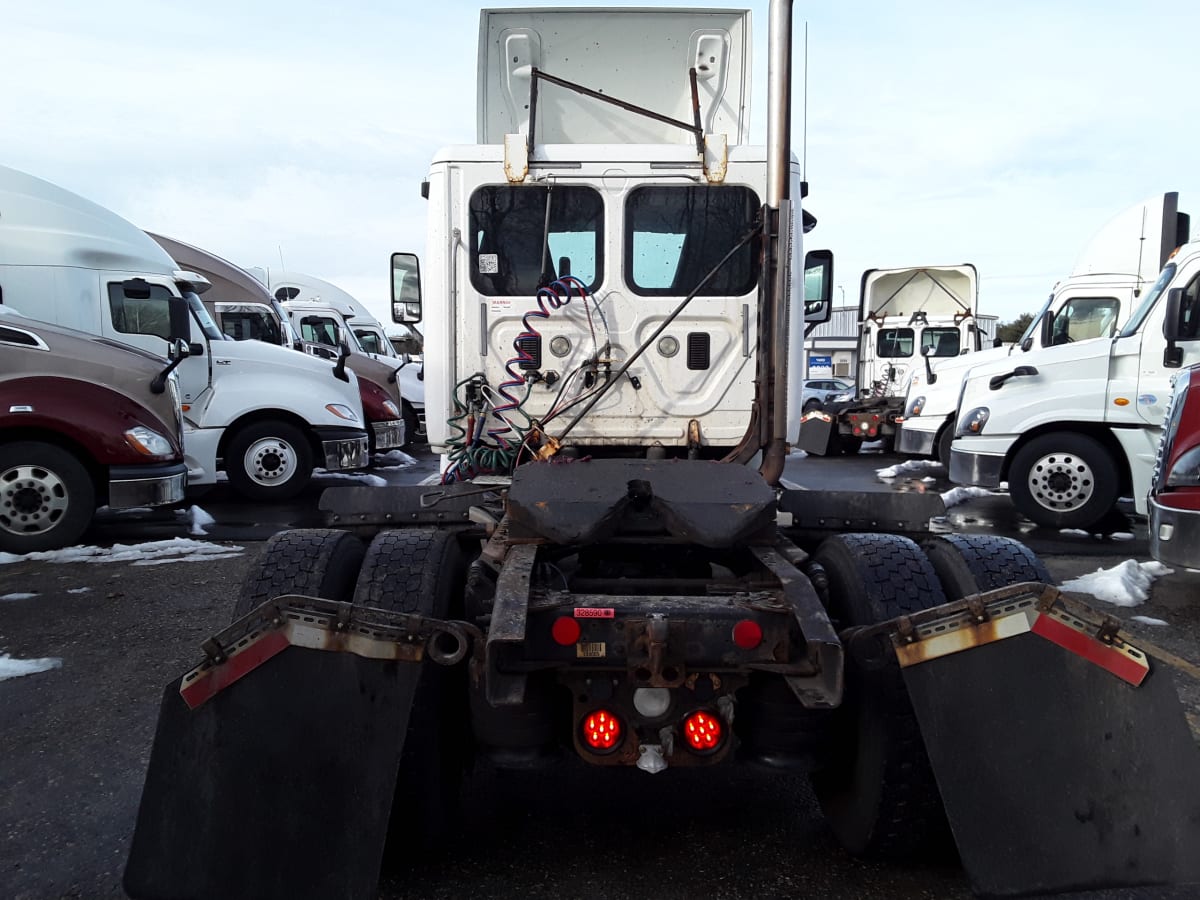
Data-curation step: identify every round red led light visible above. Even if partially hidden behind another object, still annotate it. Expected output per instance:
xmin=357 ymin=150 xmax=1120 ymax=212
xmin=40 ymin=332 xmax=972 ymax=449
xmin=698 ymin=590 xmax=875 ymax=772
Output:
xmin=682 ymin=710 xmax=723 ymax=752
xmin=551 ymin=616 xmax=581 ymax=645
xmin=732 ymin=619 xmax=763 ymax=649
xmin=582 ymin=709 xmax=622 ymax=751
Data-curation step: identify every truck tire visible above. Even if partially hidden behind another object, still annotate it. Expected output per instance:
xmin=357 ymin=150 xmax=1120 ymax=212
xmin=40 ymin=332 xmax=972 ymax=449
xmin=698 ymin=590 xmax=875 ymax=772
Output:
xmin=353 ymin=529 xmax=471 ymax=857
xmin=810 ymin=533 xmax=949 ymax=860
xmin=1008 ymin=432 xmax=1119 ymax=529
xmin=935 ymin=422 xmax=954 ymax=465
xmin=922 ymin=534 xmax=1052 ymax=600
xmin=225 ymin=420 xmax=314 ymax=502
xmin=235 ymin=528 xmax=365 ymax=618
xmin=0 ymin=441 xmax=95 ymax=554
xmin=401 ymin=401 xmax=426 ymax=448
xmin=834 ymin=435 xmax=863 ymax=455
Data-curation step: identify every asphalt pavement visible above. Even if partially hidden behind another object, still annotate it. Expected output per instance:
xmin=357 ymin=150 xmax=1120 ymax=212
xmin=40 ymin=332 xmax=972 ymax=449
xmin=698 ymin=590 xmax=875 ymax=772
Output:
xmin=1 ymin=446 xmax=1197 ymax=899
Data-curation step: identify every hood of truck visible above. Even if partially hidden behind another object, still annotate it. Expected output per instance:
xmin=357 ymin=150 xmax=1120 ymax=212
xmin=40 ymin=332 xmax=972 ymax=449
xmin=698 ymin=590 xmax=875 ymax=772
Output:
xmin=346 ymin=354 xmax=403 ymax=406
xmin=959 ymin=339 xmax=1114 ymax=434
xmin=859 ymin=264 xmax=978 ymax=322
xmin=476 ymin=8 xmax=750 ymax=145
xmin=2 ymin=313 xmax=182 ymax=439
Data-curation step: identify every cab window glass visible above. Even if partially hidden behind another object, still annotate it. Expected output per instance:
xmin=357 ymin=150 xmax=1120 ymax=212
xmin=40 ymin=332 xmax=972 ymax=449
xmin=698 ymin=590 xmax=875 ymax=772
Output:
xmin=300 ymin=315 xmax=340 ymax=346
xmin=469 ymin=185 xmax=602 ymax=295
xmin=625 ymin=186 xmax=759 ymax=296
xmin=1180 ymin=274 xmax=1200 ymax=339
xmin=921 ymin=327 xmax=961 ymax=357
xmin=1051 ymin=296 xmax=1120 ymax=344
xmin=107 ymin=282 xmax=173 ymax=340
xmin=354 ymin=329 xmax=383 ymax=354
xmin=877 ymin=327 xmax=913 ymax=357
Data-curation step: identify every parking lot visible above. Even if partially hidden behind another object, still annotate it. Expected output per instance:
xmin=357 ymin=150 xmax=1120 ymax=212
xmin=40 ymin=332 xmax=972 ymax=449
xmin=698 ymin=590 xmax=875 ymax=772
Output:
xmin=2 ymin=446 xmax=1198 ymax=899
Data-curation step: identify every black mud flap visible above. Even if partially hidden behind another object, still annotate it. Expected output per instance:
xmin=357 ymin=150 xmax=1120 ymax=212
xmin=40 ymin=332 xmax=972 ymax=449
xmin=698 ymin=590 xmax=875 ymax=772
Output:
xmin=890 ymin=588 xmax=1200 ymax=897
xmin=797 ymin=413 xmax=837 ymax=455
xmin=124 ymin=646 xmax=418 ymax=900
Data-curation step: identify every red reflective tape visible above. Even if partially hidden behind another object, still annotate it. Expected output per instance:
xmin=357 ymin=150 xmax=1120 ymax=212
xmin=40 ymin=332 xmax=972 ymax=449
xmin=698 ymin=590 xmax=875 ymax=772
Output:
xmin=179 ymin=629 xmax=291 ymax=709
xmin=574 ymin=608 xmax=615 ymax=619
xmin=1031 ymin=615 xmax=1149 ymax=687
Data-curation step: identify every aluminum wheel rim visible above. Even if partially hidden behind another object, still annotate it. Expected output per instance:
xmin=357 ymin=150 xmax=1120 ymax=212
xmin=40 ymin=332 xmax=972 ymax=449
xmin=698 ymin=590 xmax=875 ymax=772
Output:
xmin=243 ymin=437 xmax=299 ymax=488
xmin=0 ymin=463 xmax=70 ymax=537
xmin=1026 ymin=452 xmax=1095 ymax=512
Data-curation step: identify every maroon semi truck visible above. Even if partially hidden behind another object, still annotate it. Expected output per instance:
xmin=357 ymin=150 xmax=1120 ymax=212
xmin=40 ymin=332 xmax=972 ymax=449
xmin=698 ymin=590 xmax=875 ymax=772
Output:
xmin=1150 ymin=363 xmax=1200 ymax=569
xmin=0 ymin=310 xmax=188 ymax=553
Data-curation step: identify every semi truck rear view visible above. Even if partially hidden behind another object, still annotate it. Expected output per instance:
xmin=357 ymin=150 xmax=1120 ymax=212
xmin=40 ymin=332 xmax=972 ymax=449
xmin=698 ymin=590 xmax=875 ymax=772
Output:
xmin=123 ymin=6 xmax=1200 ymax=900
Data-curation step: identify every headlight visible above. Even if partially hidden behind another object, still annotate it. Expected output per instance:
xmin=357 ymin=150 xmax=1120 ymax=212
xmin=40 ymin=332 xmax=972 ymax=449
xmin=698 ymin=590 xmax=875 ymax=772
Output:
xmin=956 ymin=407 xmax=990 ymax=437
xmin=325 ymin=403 xmax=360 ymax=423
xmin=830 ymin=392 xmax=852 ymax=403
xmin=125 ymin=426 xmax=174 ymax=458
xmin=906 ymin=395 xmax=926 ymax=418
xmin=1167 ymin=446 xmax=1200 ymax=487
xmin=381 ymin=399 xmax=400 ymax=418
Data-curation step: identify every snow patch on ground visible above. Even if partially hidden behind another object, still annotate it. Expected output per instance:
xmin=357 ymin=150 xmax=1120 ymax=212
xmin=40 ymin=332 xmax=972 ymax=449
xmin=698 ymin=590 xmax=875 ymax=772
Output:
xmin=67 ymin=587 xmax=91 ymax=594
xmin=0 ymin=538 xmax=244 ymax=567
xmin=373 ymin=450 xmax=418 ymax=466
xmin=876 ymin=459 xmax=945 ymax=479
xmin=940 ymin=486 xmax=994 ymax=508
xmin=1 ymin=592 xmax=37 ymax=601
xmin=314 ymin=472 xmax=388 ymax=487
xmin=921 ymin=476 xmax=936 ymax=483
xmin=1132 ymin=615 xmax=1169 ymax=626
xmin=1108 ymin=532 xmax=1135 ymax=541
xmin=1059 ymin=529 xmax=1091 ymax=537
xmin=187 ymin=505 xmax=215 ymax=536
xmin=1059 ymin=560 xmax=1174 ymax=608
xmin=0 ymin=654 xmax=62 ymax=681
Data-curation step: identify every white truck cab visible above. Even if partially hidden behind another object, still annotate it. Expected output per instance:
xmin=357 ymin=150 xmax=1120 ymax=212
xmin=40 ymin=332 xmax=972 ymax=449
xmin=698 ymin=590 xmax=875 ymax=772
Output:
xmin=950 ymin=228 xmax=1200 ymax=530
xmin=254 ymin=270 xmax=426 ymax=445
xmin=0 ymin=166 xmax=370 ymax=501
xmin=897 ymin=193 xmax=1186 ymax=463
xmin=396 ymin=8 xmax=831 ymax=480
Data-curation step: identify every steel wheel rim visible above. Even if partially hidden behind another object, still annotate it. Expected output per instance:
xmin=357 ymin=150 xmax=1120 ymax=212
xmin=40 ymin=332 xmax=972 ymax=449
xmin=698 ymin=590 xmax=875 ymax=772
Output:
xmin=1026 ymin=452 xmax=1096 ymax=512
xmin=243 ymin=436 xmax=299 ymax=488
xmin=0 ymin=463 xmax=70 ymax=537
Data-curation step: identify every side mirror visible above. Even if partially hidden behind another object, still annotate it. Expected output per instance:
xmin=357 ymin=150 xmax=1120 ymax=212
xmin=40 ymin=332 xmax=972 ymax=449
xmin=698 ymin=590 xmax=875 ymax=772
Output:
xmin=166 ymin=293 xmax=191 ymax=344
xmin=391 ymin=252 xmax=423 ymax=324
xmin=921 ymin=344 xmax=934 ymax=358
xmin=333 ymin=341 xmax=351 ymax=382
xmin=802 ymin=249 xmax=834 ymax=325
xmin=1164 ymin=287 xmax=1185 ymax=368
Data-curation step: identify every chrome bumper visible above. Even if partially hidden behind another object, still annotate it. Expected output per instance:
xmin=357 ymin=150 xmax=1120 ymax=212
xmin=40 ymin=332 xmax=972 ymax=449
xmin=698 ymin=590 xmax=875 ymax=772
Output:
xmin=321 ymin=434 xmax=370 ymax=471
xmin=1148 ymin=495 xmax=1200 ymax=570
xmin=896 ymin=423 xmax=938 ymax=456
xmin=108 ymin=463 xmax=188 ymax=508
xmin=949 ymin=445 xmax=1005 ymax=488
xmin=370 ymin=419 xmax=406 ymax=451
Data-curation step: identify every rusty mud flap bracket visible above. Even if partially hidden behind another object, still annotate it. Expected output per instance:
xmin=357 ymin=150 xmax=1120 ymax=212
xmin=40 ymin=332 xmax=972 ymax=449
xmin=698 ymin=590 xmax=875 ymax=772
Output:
xmin=124 ymin=596 xmax=481 ymax=900
xmin=848 ymin=583 xmax=1200 ymax=898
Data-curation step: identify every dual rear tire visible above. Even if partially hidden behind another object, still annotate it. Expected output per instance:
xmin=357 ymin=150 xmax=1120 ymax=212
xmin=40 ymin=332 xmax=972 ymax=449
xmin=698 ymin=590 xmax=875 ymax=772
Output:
xmin=811 ymin=532 xmax=1051 ymax=860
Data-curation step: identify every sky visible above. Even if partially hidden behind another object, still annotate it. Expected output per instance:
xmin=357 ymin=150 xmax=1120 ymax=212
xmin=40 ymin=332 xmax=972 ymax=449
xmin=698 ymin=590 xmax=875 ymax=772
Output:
xmin=3 ymin=0 xmax=1198 ymax=325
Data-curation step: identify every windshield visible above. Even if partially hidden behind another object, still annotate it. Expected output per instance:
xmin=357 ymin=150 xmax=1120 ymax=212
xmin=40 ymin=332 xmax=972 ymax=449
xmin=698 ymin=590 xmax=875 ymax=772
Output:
xmin=877 ymin=327 xmax=913 ymax=358
xmin=921 ymin=327 xmax=961 ymax=357
xmin=1120 ymin=262 xmax=1176 ymax=338
xmin=185 ymin=292 xmax=224 ymax=341
xmin=354 ymin=327 xmax=393 ymax=356
xmin=1019 ymin=293 xmax=1055 ymax=346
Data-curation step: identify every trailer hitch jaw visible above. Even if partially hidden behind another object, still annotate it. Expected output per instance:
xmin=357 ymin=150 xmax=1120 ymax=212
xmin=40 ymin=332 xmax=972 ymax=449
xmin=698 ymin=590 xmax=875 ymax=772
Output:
xmin=179 ymin=594 xmax=483 ymax=709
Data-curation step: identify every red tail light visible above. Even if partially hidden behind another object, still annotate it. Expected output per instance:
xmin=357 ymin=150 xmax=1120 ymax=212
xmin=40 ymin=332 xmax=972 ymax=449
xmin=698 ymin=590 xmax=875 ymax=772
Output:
xmin=551 ymin=616 xmax=581 ymax=645
xmin=682 ymin=710 xmax=723 ymax=753
xmin=581 ymin=709 xmax=622 ymax=752
xmin=732 ymin=619 xmax=763 ymax=649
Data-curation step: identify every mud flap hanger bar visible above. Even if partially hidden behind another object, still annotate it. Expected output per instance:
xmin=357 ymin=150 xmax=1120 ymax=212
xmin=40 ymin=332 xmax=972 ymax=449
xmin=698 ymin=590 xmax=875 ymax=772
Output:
xmin=843 ymin=582 xmax=1152 ymax=687
xmin=180 ymin=595 xmax=484 ymax=709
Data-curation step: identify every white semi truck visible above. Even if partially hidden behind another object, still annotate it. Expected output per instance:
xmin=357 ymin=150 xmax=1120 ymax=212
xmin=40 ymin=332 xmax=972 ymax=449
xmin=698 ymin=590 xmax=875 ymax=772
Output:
xmin=125 ymin=7 xmax=1200 ymax=900
xmin=951 ymin=226 xmax=1200 ymax=530
xmin=146 ymin=237 xmax=408 ymax=454
xmin=253 ymin=269 xmax=427 ymax=444
xmin=0 ymin=166 xmax=370 ymax=501
xmin=799 ymin=264 xmax=980 ymax=454
xmin=896 ymin=193 xmax=1188 ymax=462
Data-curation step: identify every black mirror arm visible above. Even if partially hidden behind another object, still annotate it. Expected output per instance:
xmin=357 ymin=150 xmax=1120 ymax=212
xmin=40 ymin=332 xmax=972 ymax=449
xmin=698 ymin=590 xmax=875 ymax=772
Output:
xmin=333 ymin=342 xmax=351 ymax=383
